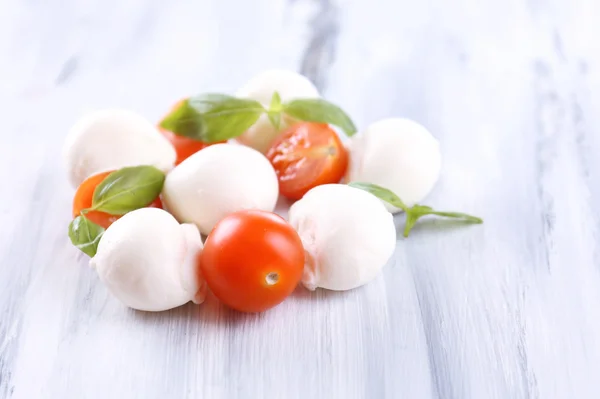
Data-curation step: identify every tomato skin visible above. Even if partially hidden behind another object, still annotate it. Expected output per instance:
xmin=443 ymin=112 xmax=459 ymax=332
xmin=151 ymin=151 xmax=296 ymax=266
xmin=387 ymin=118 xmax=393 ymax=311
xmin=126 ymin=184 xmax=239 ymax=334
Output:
xmin=159 ymin=99 xmax=225 ymax=165
xmin=266 ymin=122 xmax=348 ymax=200
xmin=72 ymin=170 xmax=162 ymax=229
xmin=200 ymin=210 xmax=305 ymax=313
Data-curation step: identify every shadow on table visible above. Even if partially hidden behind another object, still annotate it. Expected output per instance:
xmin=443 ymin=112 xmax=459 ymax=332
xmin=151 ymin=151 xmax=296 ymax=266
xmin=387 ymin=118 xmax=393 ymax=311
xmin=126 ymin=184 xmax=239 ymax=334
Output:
xmin=129 ymin=284 xmax=354 ymax=327
xmin=127 ymin=292 xmax=243 ymax=327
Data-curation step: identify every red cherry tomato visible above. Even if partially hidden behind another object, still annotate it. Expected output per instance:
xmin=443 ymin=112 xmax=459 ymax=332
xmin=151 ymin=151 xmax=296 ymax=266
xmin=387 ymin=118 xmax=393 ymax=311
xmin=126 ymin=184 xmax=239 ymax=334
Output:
xmin=159 ymin=99 xmax=225 ymax=165
xmin=266 ymin=122 xmax=348 ymax=200
xmin=72 ymin=170 xmax=162 ymax=229
xmin=200 ymin=210 xmax=305 ymax=313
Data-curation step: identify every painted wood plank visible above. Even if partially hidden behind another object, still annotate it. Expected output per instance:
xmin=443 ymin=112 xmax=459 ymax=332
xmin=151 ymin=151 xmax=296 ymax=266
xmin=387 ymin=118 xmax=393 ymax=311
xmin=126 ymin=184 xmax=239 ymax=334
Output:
xmin=1 ymin=0 xmax=599 ymax=398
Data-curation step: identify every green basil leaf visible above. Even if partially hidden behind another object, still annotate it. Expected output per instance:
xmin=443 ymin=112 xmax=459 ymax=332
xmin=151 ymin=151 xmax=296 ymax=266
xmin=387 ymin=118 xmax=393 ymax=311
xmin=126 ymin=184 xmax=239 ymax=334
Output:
xmin=160 ymin=94 xmax=266 ymax=142
xmin=348 ymin=182 xmax=409 ymax=212
xmin=267 ymin=91 xmax=282 ymax=129
xmin=68 ymin=215 xmax=104 ymax=257
xmin=402 ymin=205 xmax=483 ymax=237
xmin=269 ymin=91 xmax=282 ymax=112
xmin=159 ymin=99 xmax=203 ymax=138
xmin=411 ymin=206 xmax=483 ymax=224
xmin=91 ymin=166 xmax=165 ymax=215
xmin=282 ymin=98 xmax=357 ymax=136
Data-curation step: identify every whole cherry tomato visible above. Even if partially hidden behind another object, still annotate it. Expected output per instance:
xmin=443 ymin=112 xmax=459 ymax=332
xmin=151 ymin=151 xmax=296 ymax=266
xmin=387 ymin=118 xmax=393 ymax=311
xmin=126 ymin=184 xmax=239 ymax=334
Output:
xmin=159 ymin=99 xmax=225 ymax=165
xmin=72 ymin=170 xmax=162 ymax=229
xmin=266 ymin=122 xmax=348 ymax=200
xmin=200 ymin=210 xmax=305 ymax=313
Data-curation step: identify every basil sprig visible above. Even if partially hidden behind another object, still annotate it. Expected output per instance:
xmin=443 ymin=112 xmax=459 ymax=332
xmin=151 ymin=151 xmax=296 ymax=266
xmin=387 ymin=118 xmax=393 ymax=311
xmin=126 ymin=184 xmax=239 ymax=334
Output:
xmin=159 ymin=91 xmax=357 ymax=142
xmin=160 ymin=94 xmax=265 ymax=142
xmin=348 ymin=182 xmax=483 ymax=237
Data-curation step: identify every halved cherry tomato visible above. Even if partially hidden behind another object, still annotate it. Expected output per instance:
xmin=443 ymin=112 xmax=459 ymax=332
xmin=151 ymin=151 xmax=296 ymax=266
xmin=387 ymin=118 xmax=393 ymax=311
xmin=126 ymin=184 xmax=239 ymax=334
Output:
xmin=72 ymin=170 xmax=162 ymax=229
xmin=200 ymin=210 xmax=305 ymax=313
xmin=159 ymin=99 xmax=225 ymax=165
xmin=266 ymin=122 xmax=348 ymax=200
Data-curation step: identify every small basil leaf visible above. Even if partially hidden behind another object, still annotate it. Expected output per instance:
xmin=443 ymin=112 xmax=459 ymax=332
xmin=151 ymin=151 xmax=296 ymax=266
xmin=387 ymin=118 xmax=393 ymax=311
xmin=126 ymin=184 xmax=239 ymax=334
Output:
xmin=267 ymin=111 xmax=281 ymax=130
xmin=68 ymin=216 xmax=104 ymax=257
xmin=348 ymin=182 xmax=409 ymax=212
xmin=91 ymin=166 xmax=165 ymax=215
xmin=267 ymin=91 xmax=283 ymax=129
xmin=282 ymin=98 xmax=357 ymax=136
xmin=404 ymin=205 xmax=482 ymax=237
xmin=159 ymin=99 xmax=204 ymax=138
xmin=269 ymin=91 xmax=282 ymax=112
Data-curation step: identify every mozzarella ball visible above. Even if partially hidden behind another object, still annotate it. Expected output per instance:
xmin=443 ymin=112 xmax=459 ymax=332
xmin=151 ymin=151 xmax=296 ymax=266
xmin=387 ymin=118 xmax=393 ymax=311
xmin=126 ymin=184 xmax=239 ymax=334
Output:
xmin=288 ymin=184 xmax=396 ymax=291
xmin=162 ymin=143 xmax=279 ymax=235
xmin=235 ymin=69 xmax=319 ymax=153
xmin=90 ymin=208 xmax=204 ymax=312
xmin=64 ymin=109 xmax=176 ymax=188
xmin=345 ymin=118 xmax=441 ymax=212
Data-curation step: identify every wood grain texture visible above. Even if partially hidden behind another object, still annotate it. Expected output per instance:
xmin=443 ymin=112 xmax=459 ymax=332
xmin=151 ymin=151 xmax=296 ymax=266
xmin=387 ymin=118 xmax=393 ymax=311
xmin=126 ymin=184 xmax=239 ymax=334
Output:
xmin=1 ymin=0 xmax=600 ymax=398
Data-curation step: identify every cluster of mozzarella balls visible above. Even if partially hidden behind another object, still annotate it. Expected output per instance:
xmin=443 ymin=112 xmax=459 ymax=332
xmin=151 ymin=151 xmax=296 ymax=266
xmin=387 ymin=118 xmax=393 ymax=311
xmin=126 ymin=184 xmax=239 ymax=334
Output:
xmin=63 ymin=70 xmax=442 ymax=312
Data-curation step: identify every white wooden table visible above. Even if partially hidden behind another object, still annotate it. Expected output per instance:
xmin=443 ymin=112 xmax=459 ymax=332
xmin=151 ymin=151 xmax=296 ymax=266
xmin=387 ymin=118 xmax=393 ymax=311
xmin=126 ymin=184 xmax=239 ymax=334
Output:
xmin=1 ymin=0 xmax=600 ymax=398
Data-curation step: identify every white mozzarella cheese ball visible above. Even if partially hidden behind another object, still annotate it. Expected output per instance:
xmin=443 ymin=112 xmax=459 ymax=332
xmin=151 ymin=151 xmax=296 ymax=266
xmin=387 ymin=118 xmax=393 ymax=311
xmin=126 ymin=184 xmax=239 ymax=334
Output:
xmin=288 ymin=184 xmax=396 ymax=291
xmin=63 ymin=109 xmax=176 ymax=188
xmin=162 ymin=143 xmax=279 ymax=235
xmin=345 ymin=118 xmax=441 ymax=212
xmin=90 ymin=208 xmax=204 ymax=312
xmin=235 ymin=69 xmax=319 ymax=153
